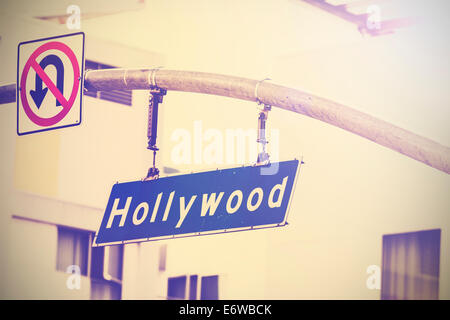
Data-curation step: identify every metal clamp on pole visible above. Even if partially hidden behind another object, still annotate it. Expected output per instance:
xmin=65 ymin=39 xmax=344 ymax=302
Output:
xmin=144 ymin=87 xmax=167 ymax=181
xmin=256 ymin=104 xmax=271 ymax=164
xmin=255 ymin=78 xmax=271 ymax=165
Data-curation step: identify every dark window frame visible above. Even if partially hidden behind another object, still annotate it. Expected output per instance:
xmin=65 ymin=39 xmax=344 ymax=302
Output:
xmin=167 ymin=274 xmax=219 ymax=300
xmin=381 ymin=229 xmax=441 ymax=300
xmin=56 ymin=225 xmax=124 ymax=300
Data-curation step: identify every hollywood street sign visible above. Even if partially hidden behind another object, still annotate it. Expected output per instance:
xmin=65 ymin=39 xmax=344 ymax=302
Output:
xmin=94 ymin=160 xmax=300 ymax=245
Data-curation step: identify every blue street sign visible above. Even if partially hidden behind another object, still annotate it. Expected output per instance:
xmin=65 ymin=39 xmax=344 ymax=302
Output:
xmin=95 ymin=160 xmax=300 ymax=245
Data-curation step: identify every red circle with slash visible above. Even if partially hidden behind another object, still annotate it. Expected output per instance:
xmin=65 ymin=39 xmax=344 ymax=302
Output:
xmin=20 ymin=41 xmax=80 ymax=127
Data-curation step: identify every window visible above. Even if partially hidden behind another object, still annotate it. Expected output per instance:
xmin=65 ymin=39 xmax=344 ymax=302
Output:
xmin=84 ymin=59 xmax=132 ymax=106
xmin=381 ymin=229 xmax=441 ymax=300
xmin=90 ymin=280 xmax=122 ymax=300
xmin=90 ymin=245 xmax=123 ymax=300
xmin=167 ymin=275 xmax=219 ymax=300
xmin=189 ymin=275 xmax=198 ymax=300
xmin=56 ymin=226 xmax=123 ymax=300
xmin=56 ymin=226 xmax=90 ymax=276
xmin=167 ymin=276 xmax=187 ymax=300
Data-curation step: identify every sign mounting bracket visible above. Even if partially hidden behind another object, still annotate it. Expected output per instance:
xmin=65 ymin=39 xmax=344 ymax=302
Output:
xmin=255 ymin=78 xmax=272 ymax=165
xmin=144 ymin=86 xmax=167 ymax=181
xmin=256 ymin=103 xmax=271 ymax=165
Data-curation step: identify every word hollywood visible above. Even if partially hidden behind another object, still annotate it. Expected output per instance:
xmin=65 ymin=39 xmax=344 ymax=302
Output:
xmin=105 ymin=176 xmax=289 ymax=230
xmin=95 ymin=160 xmax=299 ymax=244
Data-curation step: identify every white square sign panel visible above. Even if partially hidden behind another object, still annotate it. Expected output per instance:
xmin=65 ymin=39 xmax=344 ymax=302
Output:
xmin=17 ymin=32 xmax=85 ymax=135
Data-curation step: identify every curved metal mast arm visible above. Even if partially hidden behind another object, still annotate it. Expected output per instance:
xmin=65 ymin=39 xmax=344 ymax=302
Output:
xmin=83 ymin=68 xmax=450 ymax=174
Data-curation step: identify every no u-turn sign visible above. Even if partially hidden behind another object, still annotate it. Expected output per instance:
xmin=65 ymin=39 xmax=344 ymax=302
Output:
xmin=17 ymin=32 xmax=84 ymax=135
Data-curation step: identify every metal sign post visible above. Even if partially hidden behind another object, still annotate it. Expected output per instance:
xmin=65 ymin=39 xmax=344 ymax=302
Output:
xmin=1 ymin=67 xmax=448 ymax=173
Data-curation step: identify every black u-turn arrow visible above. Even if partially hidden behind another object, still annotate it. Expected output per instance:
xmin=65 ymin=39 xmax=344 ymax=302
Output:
xmin=30 ymin=54 xmax=64 ymax=108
